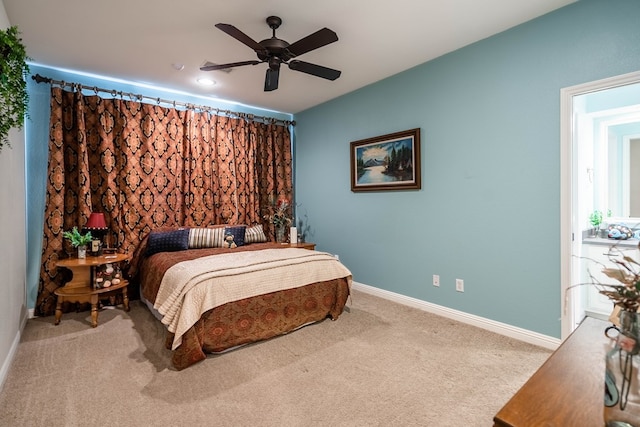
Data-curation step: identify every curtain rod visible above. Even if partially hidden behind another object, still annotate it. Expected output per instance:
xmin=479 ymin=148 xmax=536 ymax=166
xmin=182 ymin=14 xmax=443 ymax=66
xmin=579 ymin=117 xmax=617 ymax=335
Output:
xmin=31 ymin=74 xmax=296 ymax=127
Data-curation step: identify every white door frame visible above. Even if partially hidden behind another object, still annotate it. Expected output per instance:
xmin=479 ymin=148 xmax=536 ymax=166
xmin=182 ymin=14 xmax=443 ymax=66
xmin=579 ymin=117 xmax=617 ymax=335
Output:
xmin=560 ymin=70 xmax=640 ymax=340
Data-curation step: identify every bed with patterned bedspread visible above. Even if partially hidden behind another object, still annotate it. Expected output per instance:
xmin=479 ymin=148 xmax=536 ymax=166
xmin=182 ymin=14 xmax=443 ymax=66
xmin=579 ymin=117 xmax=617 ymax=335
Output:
xmin=129 ymin=226 xmax=352 ymax=370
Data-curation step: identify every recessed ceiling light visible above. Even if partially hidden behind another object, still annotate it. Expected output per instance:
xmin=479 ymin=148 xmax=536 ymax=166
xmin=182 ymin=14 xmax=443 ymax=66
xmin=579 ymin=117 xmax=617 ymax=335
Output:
xmin=172 ymin=63 xmax=185 ymax=71
xmin=197 ymin=78 xmax=216 ymax=86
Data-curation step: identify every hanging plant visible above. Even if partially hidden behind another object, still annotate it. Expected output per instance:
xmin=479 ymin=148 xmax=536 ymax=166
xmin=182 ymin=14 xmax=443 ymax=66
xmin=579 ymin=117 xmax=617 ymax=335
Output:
xmin=0 ymin=25 xmax=30 ymax=152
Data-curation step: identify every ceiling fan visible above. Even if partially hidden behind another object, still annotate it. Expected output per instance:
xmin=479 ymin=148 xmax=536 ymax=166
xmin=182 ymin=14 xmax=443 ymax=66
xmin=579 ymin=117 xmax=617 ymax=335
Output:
xmin=200 ymin=16 xmax=341 ymax=92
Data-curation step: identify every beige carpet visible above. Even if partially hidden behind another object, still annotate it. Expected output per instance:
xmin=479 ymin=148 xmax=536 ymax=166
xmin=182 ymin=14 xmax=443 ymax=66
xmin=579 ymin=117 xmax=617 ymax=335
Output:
xmin=0 ymin=289 xmax=550 ymax=427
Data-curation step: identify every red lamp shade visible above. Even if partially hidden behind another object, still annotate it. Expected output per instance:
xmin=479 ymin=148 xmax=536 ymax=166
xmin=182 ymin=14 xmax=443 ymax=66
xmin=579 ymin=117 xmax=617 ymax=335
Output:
xmin=85 ymin=212 xmax=107 ymax=230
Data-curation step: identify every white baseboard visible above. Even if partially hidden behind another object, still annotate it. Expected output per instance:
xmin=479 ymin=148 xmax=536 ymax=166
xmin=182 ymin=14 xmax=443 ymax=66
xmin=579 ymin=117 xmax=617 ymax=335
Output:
xmin=0 ymin=310 xmax=28 ymax=393
xmin=351 ymin=281 xmax=560 ymax=351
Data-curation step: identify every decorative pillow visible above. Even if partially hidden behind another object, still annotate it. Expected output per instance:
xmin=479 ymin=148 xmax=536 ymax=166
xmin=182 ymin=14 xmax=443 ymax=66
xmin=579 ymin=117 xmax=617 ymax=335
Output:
xmin=146 ymin=229 xmax=190 ymax=256
xmin=223 ymin=225 xmax=246 ymax=247
xmin=244 ymin=224 xmax=268 ymax=244
xmin=188 ymin=227 xmax=225 ymax=248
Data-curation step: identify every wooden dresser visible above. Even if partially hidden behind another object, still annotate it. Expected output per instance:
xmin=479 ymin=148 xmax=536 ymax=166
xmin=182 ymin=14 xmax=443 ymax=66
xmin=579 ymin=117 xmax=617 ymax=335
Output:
xmin=493 ymin=316 xmax=610 ymax=427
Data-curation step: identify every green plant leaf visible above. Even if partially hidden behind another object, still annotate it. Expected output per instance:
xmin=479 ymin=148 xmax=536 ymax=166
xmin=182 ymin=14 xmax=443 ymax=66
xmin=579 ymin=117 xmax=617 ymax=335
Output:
xmin=63 ymin=226 xmax=92 ymax=247
xmin=0 ymin=25 xmax=30 ymax=151
xmin=589 ymin=210 xmax=603 ymax=227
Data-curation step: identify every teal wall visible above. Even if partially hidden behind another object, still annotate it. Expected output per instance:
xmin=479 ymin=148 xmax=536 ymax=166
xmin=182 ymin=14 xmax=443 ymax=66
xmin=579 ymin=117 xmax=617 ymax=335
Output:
xmin=25 ymin=64 xmax=292 ymax=310
xmin=293 ymin=0 xmax=640 ymax=338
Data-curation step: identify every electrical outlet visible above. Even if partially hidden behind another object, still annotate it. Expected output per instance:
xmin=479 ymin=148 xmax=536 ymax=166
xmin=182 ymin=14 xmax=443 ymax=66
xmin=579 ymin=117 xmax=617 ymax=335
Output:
xmin=456 ymin=278 xmax=464 ymax=292
xmin=432 ymin=274 xmax=440 ymax=287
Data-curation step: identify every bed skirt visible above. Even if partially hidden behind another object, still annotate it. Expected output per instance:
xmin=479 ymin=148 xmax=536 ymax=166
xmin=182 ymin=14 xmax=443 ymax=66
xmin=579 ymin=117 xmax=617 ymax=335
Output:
xmin=143 ymin=277 xmax=350 ymax=370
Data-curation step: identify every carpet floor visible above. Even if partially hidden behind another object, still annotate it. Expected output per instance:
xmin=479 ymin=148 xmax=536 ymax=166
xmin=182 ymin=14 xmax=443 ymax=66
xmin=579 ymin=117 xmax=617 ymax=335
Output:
xmin=0 ymin=289 xmax=550 ymax=426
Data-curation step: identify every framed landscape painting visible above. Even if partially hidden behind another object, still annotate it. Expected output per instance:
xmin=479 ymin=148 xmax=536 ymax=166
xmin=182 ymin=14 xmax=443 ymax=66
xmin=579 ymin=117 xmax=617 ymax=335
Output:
xmin=350 ymin=128 xmax=421 ymax=192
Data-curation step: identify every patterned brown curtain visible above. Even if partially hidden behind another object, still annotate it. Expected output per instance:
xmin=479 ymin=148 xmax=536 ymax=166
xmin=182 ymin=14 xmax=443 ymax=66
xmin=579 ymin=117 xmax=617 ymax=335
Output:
xmin=36 ymin=87 xmax=292 ymax=316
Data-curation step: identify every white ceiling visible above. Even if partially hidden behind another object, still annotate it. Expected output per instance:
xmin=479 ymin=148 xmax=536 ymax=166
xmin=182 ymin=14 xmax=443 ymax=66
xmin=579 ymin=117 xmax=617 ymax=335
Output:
xmin=4 ymin=0 xmax=575 ymax=114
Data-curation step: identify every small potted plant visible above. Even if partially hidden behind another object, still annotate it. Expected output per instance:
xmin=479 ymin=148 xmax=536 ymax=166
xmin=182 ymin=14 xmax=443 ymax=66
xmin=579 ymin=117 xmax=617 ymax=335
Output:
xmin=589 ymin=210 xmax=603 ymax=237
xmin=63 ymin=227 xmax=93 ymax=259
xmin=599 ymin=209 xmax=613 ymax=238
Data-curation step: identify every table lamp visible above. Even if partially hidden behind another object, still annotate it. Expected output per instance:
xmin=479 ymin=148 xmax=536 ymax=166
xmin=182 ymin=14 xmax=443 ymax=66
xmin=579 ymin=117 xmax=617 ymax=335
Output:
xmin=84 ymin=212 xmax=108 ymax=255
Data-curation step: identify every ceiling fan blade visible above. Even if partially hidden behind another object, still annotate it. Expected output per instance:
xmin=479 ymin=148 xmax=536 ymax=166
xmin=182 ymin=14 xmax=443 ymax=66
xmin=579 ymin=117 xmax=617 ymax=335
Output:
xmin=288 ymin=60 xmax=341 ymax=81
xmin=264 ymin=67 xmax=280 ymax=91
xmin=286 ymin=28 xmax=338 ymax=57
xmin=215 ymin=23 xmax=265 ymax=53
xmin=200 ymin=60 xmax=261 ymax=71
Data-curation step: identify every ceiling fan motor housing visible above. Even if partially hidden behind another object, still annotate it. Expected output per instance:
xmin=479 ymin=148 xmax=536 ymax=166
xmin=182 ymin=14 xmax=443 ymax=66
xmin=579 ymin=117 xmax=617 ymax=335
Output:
xmin=258 ymin=37 xmax=291 ymax=63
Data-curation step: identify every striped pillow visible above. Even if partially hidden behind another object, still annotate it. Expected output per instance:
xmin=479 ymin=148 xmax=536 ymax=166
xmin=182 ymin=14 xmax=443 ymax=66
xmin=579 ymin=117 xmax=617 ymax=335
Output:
xmin=245 ymin=224 xmax=268 ymax=244
xmin=188 ymin=227 xmax=225 ymax=248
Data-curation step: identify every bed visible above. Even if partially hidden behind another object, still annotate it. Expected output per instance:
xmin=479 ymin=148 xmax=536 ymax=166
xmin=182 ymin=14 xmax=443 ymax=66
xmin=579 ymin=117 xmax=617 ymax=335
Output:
xmin=129 ymin=226 xmax=352 ymax=370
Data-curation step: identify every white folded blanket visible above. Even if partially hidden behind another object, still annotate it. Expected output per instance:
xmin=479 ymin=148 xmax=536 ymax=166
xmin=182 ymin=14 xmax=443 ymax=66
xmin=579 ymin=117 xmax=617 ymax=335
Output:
xmin=154 ymin=248 xmax=352 ymax=350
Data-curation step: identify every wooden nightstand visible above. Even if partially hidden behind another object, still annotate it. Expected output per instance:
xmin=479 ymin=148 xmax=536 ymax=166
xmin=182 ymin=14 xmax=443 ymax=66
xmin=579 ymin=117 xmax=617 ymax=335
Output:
xmin=54 ymin=253 xmax=131 ymax=327
xmin=287 ymin=242 xmax=316 ymax=250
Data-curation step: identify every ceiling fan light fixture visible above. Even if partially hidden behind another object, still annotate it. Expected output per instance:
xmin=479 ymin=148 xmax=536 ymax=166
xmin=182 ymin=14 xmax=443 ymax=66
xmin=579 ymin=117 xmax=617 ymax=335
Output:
xmin=197 ymin=78 xmax=216 ymax=86
xmin=268 ymin=57 xmax=281 ymax=70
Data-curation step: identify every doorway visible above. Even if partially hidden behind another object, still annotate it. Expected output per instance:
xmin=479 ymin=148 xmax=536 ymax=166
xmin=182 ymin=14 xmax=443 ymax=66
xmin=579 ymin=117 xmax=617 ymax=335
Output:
xmin=561 ymin=70 xmax=640 ymax=340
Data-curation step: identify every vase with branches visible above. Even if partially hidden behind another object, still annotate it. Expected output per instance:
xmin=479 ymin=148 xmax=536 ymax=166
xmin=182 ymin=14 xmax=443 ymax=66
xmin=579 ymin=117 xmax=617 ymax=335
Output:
xmin=264 ymin=198 xmax=292 ymax=242
xmin=579 ymin=245 xmax=640 ymax=425
xmin=296 ymin=210 xmax=311 ymax=243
